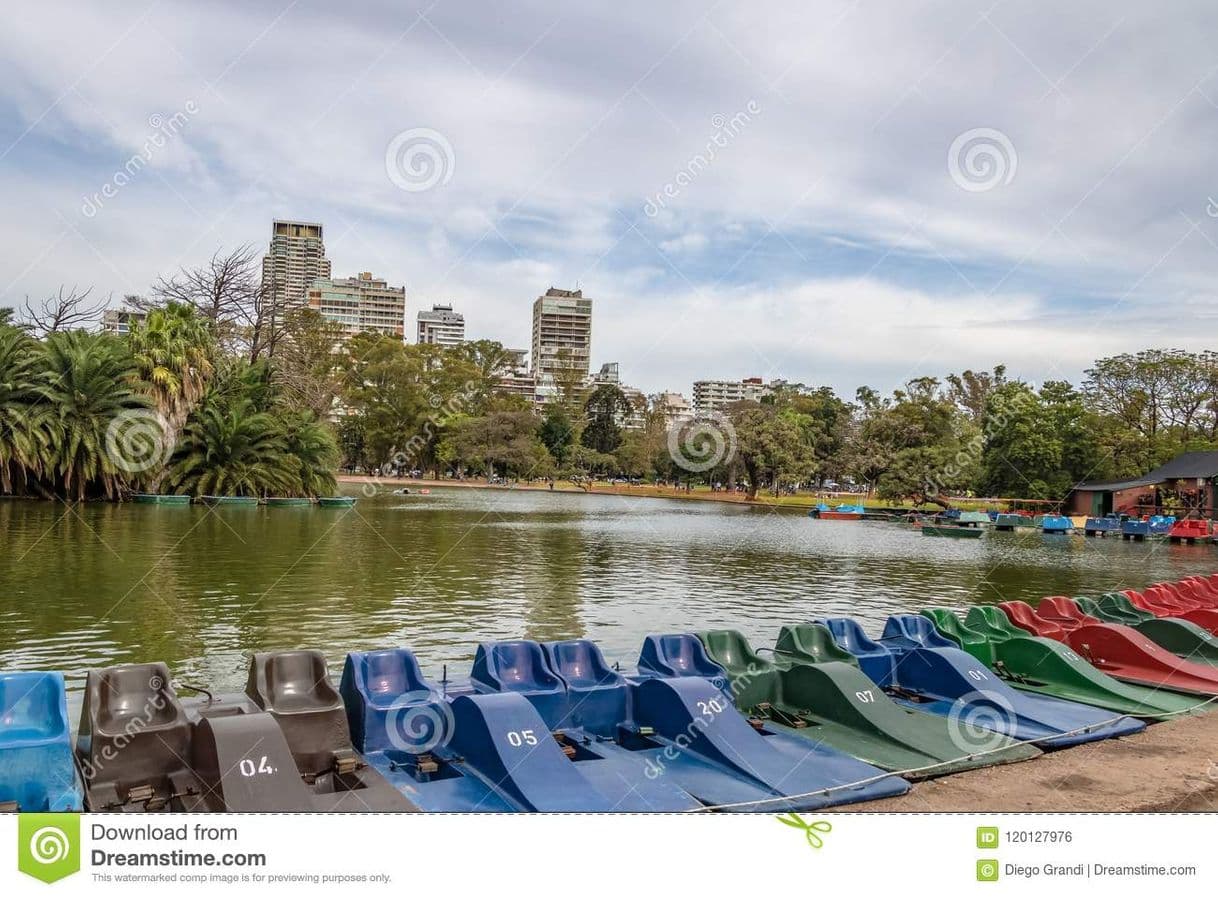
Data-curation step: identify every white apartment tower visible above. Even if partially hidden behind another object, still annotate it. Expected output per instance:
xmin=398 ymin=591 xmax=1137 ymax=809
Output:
xmin=261 ymin=220 xmax=331 ymax=310
xmin=531 ymin=287 xmax=592 ymax=381
xmin=416 ymin=304 xmax=466 ymax=347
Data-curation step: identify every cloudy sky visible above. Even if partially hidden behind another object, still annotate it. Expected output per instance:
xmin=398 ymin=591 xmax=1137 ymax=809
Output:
xmin=2 ymin=0 xmax=1217 ymax=397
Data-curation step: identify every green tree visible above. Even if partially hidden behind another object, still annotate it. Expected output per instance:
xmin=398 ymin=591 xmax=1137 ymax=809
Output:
xmin=37 ymin=331 xmax=150 ymax=500
xmin=167 ymin=399 xmax=294 ymax=497
xmin=0 ymin=321 xmax=48 ymax=493
xmin=729 ymin=402 xmax=815 ymax=499
xmin=581 ymin=384 xmax=630 ymax=454
xmin=539 ymin=405 xmax=576 ymax=463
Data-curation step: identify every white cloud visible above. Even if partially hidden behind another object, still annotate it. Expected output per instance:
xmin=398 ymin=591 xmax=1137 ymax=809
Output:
xmin=2 ymin=0 xmax=1217 ymax=397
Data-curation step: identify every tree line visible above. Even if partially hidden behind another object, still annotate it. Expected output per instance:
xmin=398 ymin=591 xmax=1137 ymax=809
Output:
xmin=4 ymin=247 xmax=1216 ymax=505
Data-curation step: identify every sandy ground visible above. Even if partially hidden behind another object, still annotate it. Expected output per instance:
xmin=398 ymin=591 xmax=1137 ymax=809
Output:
xmin=845 ymin=709 xmax=1218 ymax=812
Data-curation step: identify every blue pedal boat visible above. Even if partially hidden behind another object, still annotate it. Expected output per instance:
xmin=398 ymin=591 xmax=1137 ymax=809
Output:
xmin=1084 ymin=515 xmax=1121 ymax=536
xmin=1040 ymin=515 xmax=1074 ymax=534
xmin=343 ymin=639 xmax=908 ymax=811
xmin=818 ymin=616 xmax=1144 ymax=749
xmin=0 ymin=671 xmax=84 ymax=811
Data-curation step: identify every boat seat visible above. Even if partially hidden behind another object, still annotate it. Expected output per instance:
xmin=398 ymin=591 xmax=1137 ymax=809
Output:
xmin=0 ymin=671 xmax=81 ymax=811
xmin=816 ymin=618 xmax=897 ymax=686
xmin=881 ymin=614 xmax=957 ymax=650
xmin=1096 ymin=594 xmax=1155 ymax=623
xmin=339 ymin=648 xmax=446 ymax=753
xmin=636 ymin=634 xmax=728 ymax=685
xmin=697 ymin=630 xmax=782 ymax=711
xmin=964 ymin=606 xmax=1028 ymax=641
xmin=543 ymin=640 xmax=628 ymax=734
xmin=247 ymin=650 xmax=344 ymax=714
xmin=774 ymin=623 xmax=858 ymax=666
xmin=471 ymin=640 xmax=567 ymax=729
xmin=998 ymin=601 xmax=1066 ymax=639
xmin=77 ymin=662 xmax=192 ymax=799
xmin=1037 ymin=597 xmax=1100 ymax=626
xmin=245 ymin=651 xmax=355 ymax=776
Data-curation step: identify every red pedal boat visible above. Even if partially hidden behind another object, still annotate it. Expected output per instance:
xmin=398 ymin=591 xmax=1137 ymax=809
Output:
xmin=999 ymin=598 xmax=1218 ymax=696
xmin=1124 ymin=587 xmax=1218 ymax=634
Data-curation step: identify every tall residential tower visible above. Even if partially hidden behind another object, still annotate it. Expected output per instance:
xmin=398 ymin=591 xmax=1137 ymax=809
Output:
xmin=261 ymin=219 xmax=331 ymax=310
xmin=530 ymin=287 xmax=592 ymax=382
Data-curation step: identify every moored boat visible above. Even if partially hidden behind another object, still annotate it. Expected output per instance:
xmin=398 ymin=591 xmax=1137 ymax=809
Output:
xmin=921 ymin=524 xmax=983 ymax=538
xmin=819 ymin=616 xmax=1145 ymax=747
xmin=1122 ymin=518 xmax=1151 ymax=541
xmin=1084 ymin=515 xmax=1120 ymax=536
xmin=1167 ymin=519 xmax=1210 ymax=543
xmin=0 ymin=671 xmax=84 ymax=811
xmin=1040 ymin=514 xmax=1073 ymax=534
xmin=810 ymin=502 xmax=865 ymax=520
xmin=131 ymin=494 xmax=191 ymax=505
xmin=198 ymin=495 xmax=259 ymax=507
xmin=318 ymin=496 xmax=356 ymax=508
xmin=76 ymin=653 xmax=416 ymax=812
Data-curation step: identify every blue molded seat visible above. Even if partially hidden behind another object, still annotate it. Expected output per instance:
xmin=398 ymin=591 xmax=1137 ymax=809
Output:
xmin=340 ymin=648 xmax=445 ymax=753
xmin=817 ymin=618 xmax=897 ymax=686
xmin=881 ymin=614 xmax=957 ymax=650
xmin=543 ymin=640 xmax=628 ymax=735
xmin=0 ymin=671 xmax=83 ymax=811
xmin=471 ymin=640 xmax=567 ymax=728
xmin=637 ymin=633 xmax=728 ymax=685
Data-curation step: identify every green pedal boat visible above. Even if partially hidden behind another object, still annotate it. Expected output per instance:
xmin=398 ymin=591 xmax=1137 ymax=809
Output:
xmin=922 ymin=607 xmax=1207 ymax=718
xmin=695 ymin=627 xmax=1039 ymax=778
xmin=1076 ymin=594 xmax=1218 ymax=666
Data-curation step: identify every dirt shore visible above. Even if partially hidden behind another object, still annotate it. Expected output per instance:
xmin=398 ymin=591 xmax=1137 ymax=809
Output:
xmin=845 ymin=708 xmax=1218 ymax=812
xmin=336 ymin=474 xmax=795 ymax=508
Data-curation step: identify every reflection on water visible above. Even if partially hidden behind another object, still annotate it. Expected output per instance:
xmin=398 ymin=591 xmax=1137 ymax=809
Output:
xmin=2 ymin=489 xmax=1215 ymax=697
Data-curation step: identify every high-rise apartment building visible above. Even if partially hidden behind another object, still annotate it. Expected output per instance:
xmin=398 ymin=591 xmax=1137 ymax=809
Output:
xmin=530 ymin=287 xmax=592 ymax=382
xmin=305 ymin=272 xmax=405 ymax=340
xmin=261 ymin=220 xmax=331 ymax=310
xmin=692 ymin=377 xmax=770 ymax=414
xmin=416 ymin=304 xmax=466 ymax=346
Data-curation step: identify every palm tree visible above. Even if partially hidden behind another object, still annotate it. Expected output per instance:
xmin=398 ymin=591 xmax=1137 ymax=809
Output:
xmin=0 ymin=323 xmax=48 ymax=493
xmin=166 ymin=399 xmax=295 ymax=497
xmin=129 ymin=302 xmax=215 ymax=435
xmin=279 ymin=410 xmax=339 ymax=497
xmin=37 ymin=331 xmax=150 ymax=500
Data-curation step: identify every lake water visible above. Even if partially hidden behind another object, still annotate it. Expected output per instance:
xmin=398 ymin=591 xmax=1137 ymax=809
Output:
xmin=2 ymin=488 xmax=1215 ymax=701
